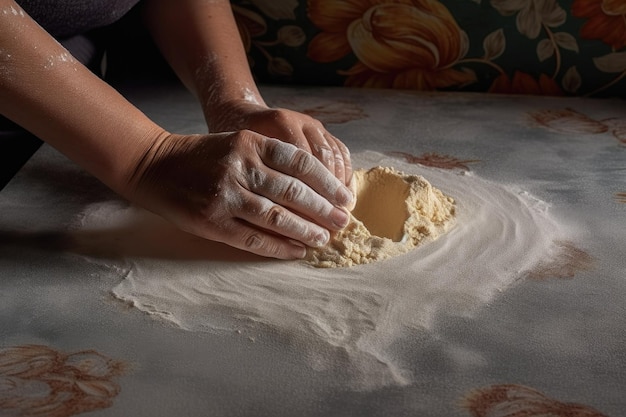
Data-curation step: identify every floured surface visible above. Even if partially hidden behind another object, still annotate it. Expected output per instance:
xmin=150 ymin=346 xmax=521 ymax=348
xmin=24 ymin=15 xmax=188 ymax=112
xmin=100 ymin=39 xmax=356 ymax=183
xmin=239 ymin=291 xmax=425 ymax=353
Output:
xmin=72 ymin=151 xmax=570 ymax=387
xmin=2 ymin=85 xmax=625 ymax=416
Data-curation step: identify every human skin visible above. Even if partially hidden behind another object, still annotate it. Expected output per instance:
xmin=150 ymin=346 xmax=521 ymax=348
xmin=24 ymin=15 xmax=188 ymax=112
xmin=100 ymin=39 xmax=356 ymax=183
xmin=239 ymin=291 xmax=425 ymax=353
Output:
xmin=142 ymin=0 xmax=353 ymax=186
xmin=0 ymin=0 xmax=353 ymax=259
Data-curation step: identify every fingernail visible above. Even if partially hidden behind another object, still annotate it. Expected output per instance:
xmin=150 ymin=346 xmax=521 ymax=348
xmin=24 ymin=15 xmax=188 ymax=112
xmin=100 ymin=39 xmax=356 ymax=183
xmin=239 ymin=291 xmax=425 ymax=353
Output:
xmin=335 ymin=185 xmax=354 ymax=207
xmin=331 ymin=207 xmax=349 ymax=229
xmin=312 ymin=229 xmax=330 ymax=247
xmin=288 ymin=238 xmax=307 ymax=249
xmin=286 ymin=240 xmax=307 ymax=259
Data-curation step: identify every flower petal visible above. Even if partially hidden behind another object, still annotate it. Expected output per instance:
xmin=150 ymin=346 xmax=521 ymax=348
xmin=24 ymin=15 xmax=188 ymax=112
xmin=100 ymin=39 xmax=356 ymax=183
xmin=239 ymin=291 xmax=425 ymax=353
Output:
xmin=307 ymin=0 xmax=367 ymax=30
xmin=307 ymin=33 xmax=352 ymax=63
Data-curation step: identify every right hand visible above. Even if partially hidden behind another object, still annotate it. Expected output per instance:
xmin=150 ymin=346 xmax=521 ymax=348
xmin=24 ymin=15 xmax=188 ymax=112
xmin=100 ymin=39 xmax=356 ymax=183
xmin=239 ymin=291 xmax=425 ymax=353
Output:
xmin=127 ymin=130 xmax=354 ymax=259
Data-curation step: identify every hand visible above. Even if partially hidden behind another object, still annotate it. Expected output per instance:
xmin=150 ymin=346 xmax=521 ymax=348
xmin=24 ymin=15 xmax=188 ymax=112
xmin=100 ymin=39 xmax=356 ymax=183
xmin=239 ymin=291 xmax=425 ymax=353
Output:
xmin=207 ymin=100 xmax=353 ymax=186
xmin=127 ymin=130 xmax=354 ymax=259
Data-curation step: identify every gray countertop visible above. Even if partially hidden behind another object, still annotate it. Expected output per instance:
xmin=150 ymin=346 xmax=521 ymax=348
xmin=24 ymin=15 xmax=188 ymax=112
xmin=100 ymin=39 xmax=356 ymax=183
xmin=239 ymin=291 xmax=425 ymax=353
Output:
xmin=1 ymin=83 xmax=625 ymax=417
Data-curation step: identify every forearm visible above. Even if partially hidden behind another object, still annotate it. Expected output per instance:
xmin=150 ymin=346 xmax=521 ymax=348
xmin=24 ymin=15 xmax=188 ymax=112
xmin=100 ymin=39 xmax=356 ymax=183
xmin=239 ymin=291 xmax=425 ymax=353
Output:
xmin=0 ymin=0 xmax=164 ymax=197
xmin=142 ymin=0 xmax=266 ymax=128
xmin=142 ymin=0 xmax=353 ymax=186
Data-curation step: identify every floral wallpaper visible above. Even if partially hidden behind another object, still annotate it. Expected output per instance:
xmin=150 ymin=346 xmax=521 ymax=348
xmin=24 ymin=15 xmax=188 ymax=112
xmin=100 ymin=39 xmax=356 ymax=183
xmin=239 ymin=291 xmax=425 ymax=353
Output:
xmin=231 ymin=0 xmax=626 ymax=97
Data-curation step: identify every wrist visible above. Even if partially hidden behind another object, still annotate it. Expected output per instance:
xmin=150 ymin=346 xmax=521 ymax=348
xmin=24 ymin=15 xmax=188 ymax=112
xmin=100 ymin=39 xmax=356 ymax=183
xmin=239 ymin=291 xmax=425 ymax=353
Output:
xmin=204 ymin=95 xmax=269 ymax=133
xmin=118 ymin=126 xmax=172 ymax=199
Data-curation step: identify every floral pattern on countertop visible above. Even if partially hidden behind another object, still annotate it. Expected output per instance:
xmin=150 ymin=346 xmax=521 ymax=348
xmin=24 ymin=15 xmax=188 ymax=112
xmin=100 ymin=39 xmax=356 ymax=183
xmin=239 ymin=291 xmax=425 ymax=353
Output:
xmin=386 ymin=151 xmax=480 ymax=171
xmin=527 ymin=108 xmax=626 ymax=144
xmin=526 ymin=240 xmax=594 ymax=280
xmin=0 ymin=345 xmax=127 ymax=417
xmin=231 ymin=0 xmax=626 ymax=97
xmin=267 ymin=97 xmax=369 ymax=124
xmin=462 ymin=383 xmax=609 ymax=417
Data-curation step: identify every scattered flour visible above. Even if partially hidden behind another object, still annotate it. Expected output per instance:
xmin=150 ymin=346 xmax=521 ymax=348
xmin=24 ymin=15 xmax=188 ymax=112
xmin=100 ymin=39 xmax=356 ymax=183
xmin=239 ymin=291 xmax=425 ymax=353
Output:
xmin=71 ymin=151 xmax=569 ymax=388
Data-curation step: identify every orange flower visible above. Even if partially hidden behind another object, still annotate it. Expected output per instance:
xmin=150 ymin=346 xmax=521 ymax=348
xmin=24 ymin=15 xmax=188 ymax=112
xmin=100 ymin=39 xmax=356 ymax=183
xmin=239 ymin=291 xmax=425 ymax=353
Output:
xmin=307 ymin=0 xmax=475 ymax=90
xmin=572 ymin=0 xmax=626 ymax=49
xmin=489 ymin=71 xmax=563 ymax=96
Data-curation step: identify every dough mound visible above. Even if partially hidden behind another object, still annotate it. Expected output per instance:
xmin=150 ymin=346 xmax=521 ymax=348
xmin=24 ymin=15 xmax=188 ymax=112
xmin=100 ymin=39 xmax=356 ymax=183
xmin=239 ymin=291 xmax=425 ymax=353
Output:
xmin=306 ymin=166 xmax=456 ymax=268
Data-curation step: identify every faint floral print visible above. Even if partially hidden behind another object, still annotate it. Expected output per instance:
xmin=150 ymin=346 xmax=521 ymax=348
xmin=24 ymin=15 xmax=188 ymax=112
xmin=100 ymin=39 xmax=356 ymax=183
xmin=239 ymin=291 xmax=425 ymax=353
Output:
xmin=270 ymin=99 xmax=368 ymax=124
xmin=527 ymin=108 xmax=609 ymax=134
xmin=526 ymin=240 xmax=593 ymax=280
xmin=300 ymin=102 xmax=367 ymax=124
xmin=387 ymin=151 xmax=479 ymax=171
xmin=0 ymin=345 xmax=127 ymax=417
xmin=462 ymin=383 xmax=609 ymax=417
xmin=602 ymin=118 xmax=626 ymax=144
xmin=528 ymin=107 xmax=626 ymax=145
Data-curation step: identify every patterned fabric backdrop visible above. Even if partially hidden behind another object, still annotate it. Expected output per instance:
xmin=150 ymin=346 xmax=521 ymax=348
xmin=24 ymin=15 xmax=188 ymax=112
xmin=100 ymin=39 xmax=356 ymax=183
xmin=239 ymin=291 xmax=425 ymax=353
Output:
xmin=230 ymin=0 xmax=626 ymax=97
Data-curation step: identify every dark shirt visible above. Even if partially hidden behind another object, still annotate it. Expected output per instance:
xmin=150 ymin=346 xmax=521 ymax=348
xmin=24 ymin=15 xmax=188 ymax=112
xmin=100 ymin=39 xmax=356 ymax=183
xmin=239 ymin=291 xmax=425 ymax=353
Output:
xmin=15 ymin=0 xmax=142 ymax=38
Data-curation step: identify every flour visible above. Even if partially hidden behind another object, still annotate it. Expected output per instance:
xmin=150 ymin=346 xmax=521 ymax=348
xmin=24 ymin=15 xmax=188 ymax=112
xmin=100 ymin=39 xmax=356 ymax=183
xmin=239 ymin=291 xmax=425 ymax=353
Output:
xmin=1 ymin=5 xmax=26 ymax=17
xmin=72 ymin=151 xmax=570 ymax=389
xmin=43 ymin=52 xmax=76 ymax=70
xmin=307 ymin=166 xmax=455 ymax=268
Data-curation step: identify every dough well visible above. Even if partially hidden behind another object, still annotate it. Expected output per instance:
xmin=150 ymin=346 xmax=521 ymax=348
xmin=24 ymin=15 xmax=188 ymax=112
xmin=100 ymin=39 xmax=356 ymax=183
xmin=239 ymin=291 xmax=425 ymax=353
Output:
xmin=306 ymin=166 xmax=456 ymax=268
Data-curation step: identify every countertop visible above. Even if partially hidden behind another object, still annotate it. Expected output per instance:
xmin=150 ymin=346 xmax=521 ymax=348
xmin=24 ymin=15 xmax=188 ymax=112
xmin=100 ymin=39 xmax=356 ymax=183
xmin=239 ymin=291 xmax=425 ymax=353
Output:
xmin=1 ymin=83 xmax=625 ymax=417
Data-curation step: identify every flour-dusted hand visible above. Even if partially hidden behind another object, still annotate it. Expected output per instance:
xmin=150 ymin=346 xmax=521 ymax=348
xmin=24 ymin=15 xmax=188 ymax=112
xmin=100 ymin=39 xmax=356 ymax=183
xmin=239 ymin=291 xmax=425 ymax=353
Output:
xmin=207 ymin=101 xmax=353 ymax=186
xmin=143 ymin=0 xmax=353 ymax=186
xmin=128 ymin=130 xmax=354 ymax=259
xmin=1 ymin=0 xmax=357 ymax=261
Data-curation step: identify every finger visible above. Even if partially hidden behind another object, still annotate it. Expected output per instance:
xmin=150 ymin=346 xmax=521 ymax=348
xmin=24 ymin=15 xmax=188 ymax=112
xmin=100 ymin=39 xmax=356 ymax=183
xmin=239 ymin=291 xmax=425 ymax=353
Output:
xmin=216 ymin=218 xmax=309 ymax=260
xmin=234 ymin=189 xmax=333 ymax=248
xmin=301 ymin=125 xmax=337 ymax=176
xmin=329 ymin=133 xmax=353 ymax=186
xmin=245 ymin=167 xmax=350 ymax=232
xmin=302 ymin=124 xmax=352 ymax=186
xmin=322 ymin=132 xmax=346 ymax=184
xmin=258 ymin=138 xmax=354 ymax=209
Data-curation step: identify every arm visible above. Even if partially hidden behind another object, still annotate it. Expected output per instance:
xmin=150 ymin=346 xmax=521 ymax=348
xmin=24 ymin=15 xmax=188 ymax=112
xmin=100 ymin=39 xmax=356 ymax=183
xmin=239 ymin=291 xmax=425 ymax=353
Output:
xmin=142 ymin=0 xmax=353 ymax=185
xmin=0 ymin=0 xmax=352 ymax=259
xmin=0 ymin=0 xmax=161 ymax=197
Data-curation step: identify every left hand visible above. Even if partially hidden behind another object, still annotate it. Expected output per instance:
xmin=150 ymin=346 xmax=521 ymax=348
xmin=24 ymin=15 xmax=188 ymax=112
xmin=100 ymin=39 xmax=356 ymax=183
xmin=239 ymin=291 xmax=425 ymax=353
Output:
xmin=207 ymin=100 xmax=353 ymax=186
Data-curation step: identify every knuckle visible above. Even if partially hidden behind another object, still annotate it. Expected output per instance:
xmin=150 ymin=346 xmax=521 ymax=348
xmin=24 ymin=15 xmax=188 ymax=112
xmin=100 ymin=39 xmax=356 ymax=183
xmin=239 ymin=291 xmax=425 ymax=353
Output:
xmin=270 ymin=109 xmax=291 ymax=124
xmin=338 ymin=140 xmax=350 ymax=156
xmin=265 ymin=205 xmax=287 ymax=228
xmin=230 ymin=130 xmax=258 ymax=153
xmin=248 ymin=167 xmax=265 ymax=190
xmin=242 ymin=231 xmax=286 ymax=258
xmin=282 ymin=181 xmax=304 ymax=203
xmin=243 ymin=232 xmax=264 ymax=250
xmin=314 ymin=143 xmax=333 ymax=163
xmin=293 ymin=149 xmax=316 ymax=175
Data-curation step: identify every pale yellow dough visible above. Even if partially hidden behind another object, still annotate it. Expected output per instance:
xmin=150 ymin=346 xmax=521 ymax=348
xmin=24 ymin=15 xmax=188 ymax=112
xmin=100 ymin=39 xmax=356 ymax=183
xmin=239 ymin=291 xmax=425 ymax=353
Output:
xmin=306 ymin=166 xmax=456 ymax=268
